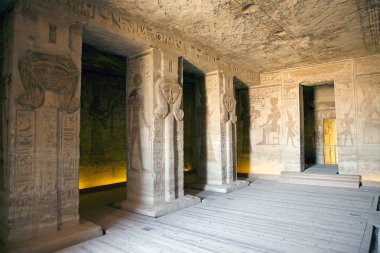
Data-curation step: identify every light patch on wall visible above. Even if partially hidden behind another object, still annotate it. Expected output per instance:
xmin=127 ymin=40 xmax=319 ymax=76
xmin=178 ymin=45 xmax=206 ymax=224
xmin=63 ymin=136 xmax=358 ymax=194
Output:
xmin=79 ymin=162 xmax=127 ymax=189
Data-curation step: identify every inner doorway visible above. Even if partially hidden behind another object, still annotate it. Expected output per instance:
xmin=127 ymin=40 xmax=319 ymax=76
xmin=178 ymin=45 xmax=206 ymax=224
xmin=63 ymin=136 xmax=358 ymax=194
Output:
xmin=301 ymin=83 xmax=338 ymax=174
xmin=182 ymin=60 xmax=206 ymax=187
xmin=235 ymin=79 xmax=251 ymax=174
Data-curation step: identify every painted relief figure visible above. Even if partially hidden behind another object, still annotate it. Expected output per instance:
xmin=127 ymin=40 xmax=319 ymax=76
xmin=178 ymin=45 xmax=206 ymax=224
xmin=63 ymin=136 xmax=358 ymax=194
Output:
xmin=286 ymin=110 xmax=296 ymax=147
xmin=257 ymin=97 xmax=281 ymax=145
xmin=128 ymin=73 xmax=149 ymax=171
xmin=339 ymin=105 xmax=353 ymax=146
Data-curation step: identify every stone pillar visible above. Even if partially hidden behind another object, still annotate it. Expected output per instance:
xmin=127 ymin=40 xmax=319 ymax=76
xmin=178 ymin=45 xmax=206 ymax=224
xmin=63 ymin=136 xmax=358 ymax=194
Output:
xmin=117 ymin=48 xmax=200 ymax=217
xmin=1 ymin=3 xmax=101 ymax=252
xmin=193 ymin=70 xmax=249 ymax=193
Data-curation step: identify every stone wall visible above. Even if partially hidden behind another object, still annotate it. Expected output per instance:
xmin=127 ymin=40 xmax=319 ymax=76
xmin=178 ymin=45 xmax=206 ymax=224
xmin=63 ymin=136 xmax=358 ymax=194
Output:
xmin=80 ymin=70 xmax=126 ymax=189
xmin=79 ymin=45 xmax=127 ymax=189
xmin=251 ymin=55 xmax=380 ymax=181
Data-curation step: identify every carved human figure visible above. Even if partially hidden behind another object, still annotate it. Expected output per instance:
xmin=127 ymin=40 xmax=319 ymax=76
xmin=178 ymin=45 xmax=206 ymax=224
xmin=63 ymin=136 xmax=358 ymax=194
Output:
xmin=128 ymin=73 xmax=149 ymax=171
xmin=360 ymin=86 xmax=380 ymax=126
xmin=250 ymin=106 xmax=261 ymax=129
xmin=286 ymin=110 xmax=296 ymax=147
xmin=340 ymin=106 xmax=354 ymax=146
xmin=257 ymin=97 xmax=281 ymax=145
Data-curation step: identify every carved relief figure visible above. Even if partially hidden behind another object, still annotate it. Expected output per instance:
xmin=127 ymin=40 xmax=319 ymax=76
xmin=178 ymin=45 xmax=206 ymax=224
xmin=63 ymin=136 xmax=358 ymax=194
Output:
xmin=154 ymin=71 xmax=184 ymax=121
xmin=128 ymin=73 xmax=149 ymax=171
xmin=17 ymin=51 xmax=79 ymax=113
xmin=250 ymin=106 xmax=261 ymax=129
xmin=257 ymin=97 xmax=281 ymax=145
xmin=360 ymin=84 xmax=380 ymax=143
xmin=339 ymin=105 xmax=353 ymax=146
xmin=360 ymin=85 xmax=380 ymax=126
xmin=286 ymin=110 xmax=296 ymax=147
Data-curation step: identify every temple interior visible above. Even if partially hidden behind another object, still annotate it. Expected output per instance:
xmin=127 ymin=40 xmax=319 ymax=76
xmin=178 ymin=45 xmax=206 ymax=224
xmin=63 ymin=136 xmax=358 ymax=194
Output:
xmin=0 ymin=0 xmax=380 ymax=252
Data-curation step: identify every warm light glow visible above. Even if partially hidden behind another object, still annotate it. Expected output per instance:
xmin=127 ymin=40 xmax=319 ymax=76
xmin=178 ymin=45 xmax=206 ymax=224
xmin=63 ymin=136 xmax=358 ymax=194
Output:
xmin=237 ymin=156 xmax=251 ymax=173
xmin=323 ymin=118 xmax=338 ymax=164
xmin=79 ymin=162 xmax=127 ymax=189
xmin=183 ymin=164 xmax=192 ymax=172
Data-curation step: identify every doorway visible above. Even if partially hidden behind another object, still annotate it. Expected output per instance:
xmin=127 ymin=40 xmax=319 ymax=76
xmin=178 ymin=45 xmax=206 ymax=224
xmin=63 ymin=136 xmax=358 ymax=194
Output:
xmin=79 ymin=44 xmax=127 ymax=190
xmin=301 ymin=83 xmax=338 ymax=174
xmin=182 ymin=60 xmax=206 ymax=187
xmin=235 ymin=79 xmax=251 ymax=174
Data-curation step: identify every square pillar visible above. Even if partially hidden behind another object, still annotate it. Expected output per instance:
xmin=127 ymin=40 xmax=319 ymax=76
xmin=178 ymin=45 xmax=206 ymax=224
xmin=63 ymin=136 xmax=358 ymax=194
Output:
xmin=193 ymin=71 xmax=249 ymax=193
xmin=116 ymin=48 xmax=200 ymax=217
xmin=1 ymin=3 xmax=101 ymax=252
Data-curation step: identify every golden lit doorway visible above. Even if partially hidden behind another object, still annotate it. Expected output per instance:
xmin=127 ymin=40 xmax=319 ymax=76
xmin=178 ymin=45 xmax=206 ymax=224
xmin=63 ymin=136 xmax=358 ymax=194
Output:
xmin=323 ymin=118 xmax=338 ymax=164
xmin=301 ymin=83 xmax=338 ymax=173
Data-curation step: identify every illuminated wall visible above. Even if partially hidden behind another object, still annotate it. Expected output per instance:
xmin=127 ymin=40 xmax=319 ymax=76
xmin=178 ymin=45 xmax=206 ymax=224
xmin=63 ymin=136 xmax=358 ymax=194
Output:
xmin=79 ymin=45 xmax=127 ymax=189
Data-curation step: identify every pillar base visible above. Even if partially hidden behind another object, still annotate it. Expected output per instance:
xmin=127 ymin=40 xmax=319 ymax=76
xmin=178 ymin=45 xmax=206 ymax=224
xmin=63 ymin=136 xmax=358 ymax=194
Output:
xmin=6 ymin=220 xmax=103 ymax=253
xmin=191 ymin=180 xmax=249 ymax=193
xmin=115 ymin=195 xmax=201 ymax=217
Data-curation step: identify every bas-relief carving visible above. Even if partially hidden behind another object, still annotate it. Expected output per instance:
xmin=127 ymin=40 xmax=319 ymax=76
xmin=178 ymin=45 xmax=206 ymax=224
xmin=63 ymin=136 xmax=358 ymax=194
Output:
xmin=154 ymin=64 xmax=184 ymax=202
xmin=339 ymin=105 xmax=354 ymax=146
xmin=29 ymin=0 xmax=255 ymax=82
xmin=17 ymin=51 xmax=79 ymax=113
xmin=221 ymin=77 xmax=237 ymax=124
xmin=154 ymin=71 xmax=184 ymax=121
xmin=358 ymin=79 xmax=380 ymax=144
xmin=282 ymin=62 xmax=348 ymax=85
xmin=250 ymin=86 xmax=281 ymax=146
xmin=59 ymin=112 xmax=79 ymax=224
xmin=128 ymin=72 xmax=150 ymax=171
xmin=10 ymin=110 xmax=36 ymax=239
xmin=283 ymin=85 xmax=299 ymax=148
xmin=260 ymin=72 xmax=282 ymax=86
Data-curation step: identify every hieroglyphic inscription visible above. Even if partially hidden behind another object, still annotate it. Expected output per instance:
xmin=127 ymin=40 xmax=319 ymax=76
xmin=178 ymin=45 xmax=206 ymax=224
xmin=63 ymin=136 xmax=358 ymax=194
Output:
xmin=36 ymin=110 xmax=57 ymax=231
xmin=59 ymin=112 xmax=79 ymax=224
xmin=12 ymin=110 xmax=36 ymax=233
xmin=31 ymin=0 xmax=255 ymax=82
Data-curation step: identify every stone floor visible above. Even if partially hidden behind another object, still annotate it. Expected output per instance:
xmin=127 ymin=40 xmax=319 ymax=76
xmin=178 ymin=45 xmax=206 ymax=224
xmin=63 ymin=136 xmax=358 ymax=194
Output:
xmin=56 ymin=179 xmax=380 ymax=253
xmin=304 ymin=164 xmax=339 ymax=175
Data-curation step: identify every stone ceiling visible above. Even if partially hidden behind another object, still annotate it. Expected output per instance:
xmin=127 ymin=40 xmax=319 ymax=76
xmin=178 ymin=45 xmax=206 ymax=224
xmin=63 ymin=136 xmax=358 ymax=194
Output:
xmin=1 ymin=0 xmax=379 ymax=73
xmin=94 ymin=0 xmax=379 ymax=72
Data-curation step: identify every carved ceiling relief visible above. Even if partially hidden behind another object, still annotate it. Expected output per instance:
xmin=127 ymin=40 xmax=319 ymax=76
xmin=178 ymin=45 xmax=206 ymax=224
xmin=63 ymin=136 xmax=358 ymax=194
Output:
xmin=17 ymin=51 xmax=80 ymax=113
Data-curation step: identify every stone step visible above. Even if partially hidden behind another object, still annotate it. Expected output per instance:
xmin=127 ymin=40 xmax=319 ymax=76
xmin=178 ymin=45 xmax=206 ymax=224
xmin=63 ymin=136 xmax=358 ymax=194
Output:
xmin=278 ymin=172 xmax=361 ymax=188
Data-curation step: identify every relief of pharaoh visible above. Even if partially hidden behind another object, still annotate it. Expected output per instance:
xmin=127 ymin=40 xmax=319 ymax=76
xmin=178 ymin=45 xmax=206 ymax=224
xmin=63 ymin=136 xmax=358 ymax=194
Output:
xmin=17 ymin=51 xmax=80 ymax=113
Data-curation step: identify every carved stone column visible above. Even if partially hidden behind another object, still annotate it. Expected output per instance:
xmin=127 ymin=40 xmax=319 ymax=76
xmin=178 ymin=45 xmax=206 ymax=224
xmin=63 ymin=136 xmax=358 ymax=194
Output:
xmin=116 ymin=48 xmax=200 ymax=217
xmin=193 ymin=71 xmax=249 ymax=193
xmin=1 ymin=2 xmax=102 ymax=252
